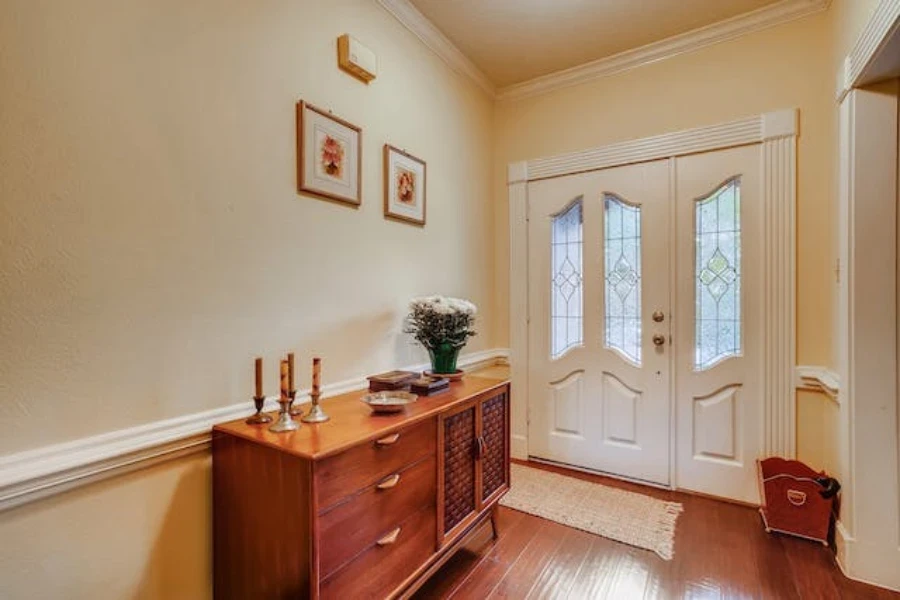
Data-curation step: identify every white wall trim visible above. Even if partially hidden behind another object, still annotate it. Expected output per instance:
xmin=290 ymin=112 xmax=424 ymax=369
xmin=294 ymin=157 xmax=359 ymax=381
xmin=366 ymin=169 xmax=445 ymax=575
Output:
xmin=795 ymin=365 xmax=840 ymax=401
xmin=0 ymin=347 xmax=509 ymax=511
xmin=835 ymin=82 xmax=900 ymax=593
xmin=525 ymin=110 xmax=796 ymax=182
xmin=837 ymin=0 xmax=900 ymax=100
xmin=508 ymin=110 xmax=799 ymax=471
xmin=762 ymin=131 xmax=798 ymax=457
xmin=497 ymin=0 xmax=831 ymax=102
xmin=508 ymin=161 xmax=530 ymax=460
xmin=374 ymin=0 xmax=496 ymax=97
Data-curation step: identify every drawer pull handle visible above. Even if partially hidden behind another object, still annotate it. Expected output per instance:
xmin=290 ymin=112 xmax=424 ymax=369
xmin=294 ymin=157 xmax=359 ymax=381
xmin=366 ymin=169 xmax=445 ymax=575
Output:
xmin=376 ymin=474 xmax=401 ymax=490
xmin=376 ymin=527 xmax=401 ymax=546
xmin=375 ymin=433 xmax=401 ymax=446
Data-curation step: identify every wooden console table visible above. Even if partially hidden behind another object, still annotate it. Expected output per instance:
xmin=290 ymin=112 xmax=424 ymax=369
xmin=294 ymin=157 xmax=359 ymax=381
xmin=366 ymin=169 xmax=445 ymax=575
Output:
xmin=212 ymin=376 xmax=510 ymax=599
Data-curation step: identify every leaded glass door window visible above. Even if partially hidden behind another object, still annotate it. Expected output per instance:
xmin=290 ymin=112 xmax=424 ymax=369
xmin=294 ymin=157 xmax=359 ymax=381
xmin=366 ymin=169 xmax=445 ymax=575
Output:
xmin=695 ymin=179 xmax=741 ymax=370
xmin=604 ymin=194 xmax=642 ymax=366
xmin=550 ymin=199 xmax=583 ymax=359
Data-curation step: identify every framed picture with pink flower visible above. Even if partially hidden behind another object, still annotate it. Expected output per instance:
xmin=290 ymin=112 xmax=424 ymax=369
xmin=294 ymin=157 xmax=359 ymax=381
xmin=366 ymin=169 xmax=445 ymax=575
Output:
xmin=296 ymin=101 xmax=361 ymax=207
xmin=383 ymin=145 xmax=426 ymax=226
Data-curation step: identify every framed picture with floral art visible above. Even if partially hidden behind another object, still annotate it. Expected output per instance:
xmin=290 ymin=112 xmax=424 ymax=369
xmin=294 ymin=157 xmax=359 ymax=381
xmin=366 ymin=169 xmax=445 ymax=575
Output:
xmin=296 ymin=101 xmax=361 ymax=206
xmin=383 ymin=145 xmax=426 ymax=226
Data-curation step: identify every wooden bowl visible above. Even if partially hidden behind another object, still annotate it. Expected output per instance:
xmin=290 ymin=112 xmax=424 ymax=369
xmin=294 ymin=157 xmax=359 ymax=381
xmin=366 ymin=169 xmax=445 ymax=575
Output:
xmin=360 ymin=391 xmax=418 ymax=414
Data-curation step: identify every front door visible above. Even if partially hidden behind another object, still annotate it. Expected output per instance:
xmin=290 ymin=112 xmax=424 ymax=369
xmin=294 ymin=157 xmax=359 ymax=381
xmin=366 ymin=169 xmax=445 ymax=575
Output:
xmin=526 ymin=146 xmax=763 ymax=502
xmin=527 ymin=160 xmax=672 ymax=485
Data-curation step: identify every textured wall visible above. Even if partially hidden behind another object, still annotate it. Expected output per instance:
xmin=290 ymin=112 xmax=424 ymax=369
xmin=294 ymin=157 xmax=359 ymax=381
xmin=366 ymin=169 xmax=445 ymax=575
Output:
xmin=0 ymin=0 xmax=495 ymax=597
xmin=0 ymin=0 xmax=496 ymax=455
xmin=0 ymin=454 xmax=211 ymax=600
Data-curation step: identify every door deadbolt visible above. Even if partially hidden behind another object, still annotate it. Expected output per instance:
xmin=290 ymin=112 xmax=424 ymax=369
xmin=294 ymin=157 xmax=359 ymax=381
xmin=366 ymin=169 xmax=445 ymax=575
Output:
xmin=652 ymin=311 xmax=665 ymax=323
xmin=652 ymin=334 xmax=666 ymax=347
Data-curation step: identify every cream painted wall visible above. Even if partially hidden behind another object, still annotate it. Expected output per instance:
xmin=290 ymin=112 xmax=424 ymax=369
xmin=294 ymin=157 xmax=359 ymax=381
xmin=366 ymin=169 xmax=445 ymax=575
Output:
xmin=795 ymin=0 xmax=882 ymax=483
xmin=0 ymin=0 xmax=495 ymax=597
xmin=0 ymin=455 xmax=211 ymax=600
xmin=0 ymin=0 xmax=495 ymax=456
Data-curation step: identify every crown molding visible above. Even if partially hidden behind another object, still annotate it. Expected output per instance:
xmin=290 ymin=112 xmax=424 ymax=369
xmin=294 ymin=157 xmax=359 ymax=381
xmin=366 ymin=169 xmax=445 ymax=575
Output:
xmin=0 ymin=348 xmax=509 ymax=511
xmin=837 ymin=0 xmax=900 ymax=100
xmin=374 ymin=0 xmax=496 ymax=97
xmin=497 ymin=0 xmax=831 ymax=102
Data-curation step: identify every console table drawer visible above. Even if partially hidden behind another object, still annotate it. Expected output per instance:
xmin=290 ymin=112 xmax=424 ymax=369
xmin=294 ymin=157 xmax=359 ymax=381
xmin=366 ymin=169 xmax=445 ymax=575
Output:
xmin=316 ymin=418 xmax=436 ymax=510
xmin=320 ymin=506 xmax=436 ymax=599
xmin=319 ymin=456 xmax=436 ymax=578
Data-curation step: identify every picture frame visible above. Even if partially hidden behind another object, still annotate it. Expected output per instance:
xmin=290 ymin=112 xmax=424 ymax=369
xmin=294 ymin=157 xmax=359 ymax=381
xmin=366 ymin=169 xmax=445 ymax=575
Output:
xmin=296 ymin=101 xmax=362 ymax=207
xmin=383 ymin=145 xmax=427 ymax=226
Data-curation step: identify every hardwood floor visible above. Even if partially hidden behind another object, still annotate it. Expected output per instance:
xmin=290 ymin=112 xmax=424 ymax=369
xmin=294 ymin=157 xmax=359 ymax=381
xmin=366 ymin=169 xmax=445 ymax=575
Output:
xmin=413 ymin=460 xmax=899 ymax=600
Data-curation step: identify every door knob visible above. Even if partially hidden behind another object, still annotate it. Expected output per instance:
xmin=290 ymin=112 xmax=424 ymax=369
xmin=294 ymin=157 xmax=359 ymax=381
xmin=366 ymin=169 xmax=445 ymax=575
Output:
xmin=652 ymin=334 xmax=666 ymax=347
xmin=652 ymin=311 xmax=665 ymax=323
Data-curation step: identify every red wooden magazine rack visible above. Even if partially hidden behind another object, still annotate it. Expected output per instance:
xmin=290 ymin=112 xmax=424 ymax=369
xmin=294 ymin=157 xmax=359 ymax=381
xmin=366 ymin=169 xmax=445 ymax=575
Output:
xmin=757 ymin=457 xmax=838 ymax=546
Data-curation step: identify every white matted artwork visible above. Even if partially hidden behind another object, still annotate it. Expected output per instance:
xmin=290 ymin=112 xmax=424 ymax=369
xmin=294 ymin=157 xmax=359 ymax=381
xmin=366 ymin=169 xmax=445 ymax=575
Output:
xmin=383 ymin=145 xmax=426 ymax=225
xmin=296 ymin=101 xmax=361 ymax=206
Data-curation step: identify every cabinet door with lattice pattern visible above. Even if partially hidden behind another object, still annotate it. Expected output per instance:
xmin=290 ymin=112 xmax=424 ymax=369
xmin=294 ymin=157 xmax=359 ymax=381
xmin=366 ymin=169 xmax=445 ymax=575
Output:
xmin=479 ymin=389 xmax=510 ymax=507
xmin=438 ymin=400 xmax=478 ymax=544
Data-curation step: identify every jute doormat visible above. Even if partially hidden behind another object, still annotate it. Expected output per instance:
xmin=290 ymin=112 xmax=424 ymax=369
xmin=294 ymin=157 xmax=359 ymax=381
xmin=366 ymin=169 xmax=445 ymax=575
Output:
xmin=499 ymin=463 xmax=684 ymax=560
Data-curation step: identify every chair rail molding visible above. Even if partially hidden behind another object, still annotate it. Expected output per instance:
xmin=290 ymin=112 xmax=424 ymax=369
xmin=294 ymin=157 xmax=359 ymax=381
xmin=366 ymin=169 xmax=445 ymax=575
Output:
xmin=508 ymin=109 xmax=798 ymax=472
xmin=795 ymin=365 xmax=840 ymax=401
xmin=498 ymin=0 xmax=831 ymax=102
xmin=0 ymin=348 xmax=509 ymax=511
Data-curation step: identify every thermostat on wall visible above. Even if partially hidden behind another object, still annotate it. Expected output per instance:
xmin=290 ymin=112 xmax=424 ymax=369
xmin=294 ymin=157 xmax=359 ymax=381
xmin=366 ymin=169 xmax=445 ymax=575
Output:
xmin=338 ymin=34 xmax=377 ymax=84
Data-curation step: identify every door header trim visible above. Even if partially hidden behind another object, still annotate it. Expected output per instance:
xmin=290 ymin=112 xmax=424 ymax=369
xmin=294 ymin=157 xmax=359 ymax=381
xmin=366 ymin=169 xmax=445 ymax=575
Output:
xmin=508 ymin=109 xmax=797 ymax=184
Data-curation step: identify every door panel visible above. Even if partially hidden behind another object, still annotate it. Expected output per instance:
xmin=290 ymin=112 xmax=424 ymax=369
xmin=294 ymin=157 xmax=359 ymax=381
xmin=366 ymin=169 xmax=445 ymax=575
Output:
xmin=527 ymin=161 xmax=671 ymax=485
xmin=675 ymin=145 xmax=762 ymax=503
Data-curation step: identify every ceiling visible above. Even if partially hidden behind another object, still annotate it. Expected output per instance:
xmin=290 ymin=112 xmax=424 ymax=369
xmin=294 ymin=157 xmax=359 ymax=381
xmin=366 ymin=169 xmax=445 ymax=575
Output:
xmin=408 ymin=0 xmax=785 ymax=87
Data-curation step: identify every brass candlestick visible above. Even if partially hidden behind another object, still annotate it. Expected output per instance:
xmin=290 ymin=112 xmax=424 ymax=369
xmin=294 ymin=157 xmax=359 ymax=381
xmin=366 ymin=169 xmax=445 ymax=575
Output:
xmin=302 ymin=390 xmax=330 ymax=423
xmin=245 ymin=395 xmax=273 ymax=425
xmin=269 ymin=393 xmax=299 ymax=433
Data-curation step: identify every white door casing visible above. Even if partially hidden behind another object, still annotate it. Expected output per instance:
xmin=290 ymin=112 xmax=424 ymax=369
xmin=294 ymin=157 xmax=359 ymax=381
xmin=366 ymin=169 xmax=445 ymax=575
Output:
xmin=526 ymin=161 xmax=671 ymax=485
xmin=508 ymin=110 xmax=797 ymax=502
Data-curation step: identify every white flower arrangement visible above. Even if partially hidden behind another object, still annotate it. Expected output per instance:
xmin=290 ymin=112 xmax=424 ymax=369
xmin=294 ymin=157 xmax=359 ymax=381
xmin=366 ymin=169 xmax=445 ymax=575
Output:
xmin=405 ymin=296 xmax=478 ymax=350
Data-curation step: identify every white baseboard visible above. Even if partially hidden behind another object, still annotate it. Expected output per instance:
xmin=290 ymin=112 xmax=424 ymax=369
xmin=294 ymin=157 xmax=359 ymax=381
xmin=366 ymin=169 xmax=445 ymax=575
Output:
xmin=0 ymin=348 xmax=509 ymax=511
xmin=835 ymin=520 xmax=900 ymax=592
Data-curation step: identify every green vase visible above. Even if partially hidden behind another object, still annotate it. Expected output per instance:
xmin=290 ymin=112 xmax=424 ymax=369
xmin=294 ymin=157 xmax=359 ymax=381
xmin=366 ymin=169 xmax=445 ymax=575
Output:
xmin=429 ymin=343 xmax=461 ymax=375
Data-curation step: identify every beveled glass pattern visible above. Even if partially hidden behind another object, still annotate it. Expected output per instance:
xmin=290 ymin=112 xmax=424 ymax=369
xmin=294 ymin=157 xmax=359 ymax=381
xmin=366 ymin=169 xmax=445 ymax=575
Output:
xmin=695 ymin=178 xmax=741 ymax=370
xmin=551 ymin=198 xmax=584 ymax=359
xmin=603 ymin=194 xmax=642 ymax=365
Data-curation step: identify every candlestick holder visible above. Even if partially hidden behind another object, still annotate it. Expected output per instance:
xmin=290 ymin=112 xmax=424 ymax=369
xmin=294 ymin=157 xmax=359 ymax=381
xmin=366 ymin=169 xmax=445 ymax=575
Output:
xmin=269 ymin=394 xmax=299 ymax=433
xmin=289 ymin=390 xmax=304 ymax=416
xmin=302 ymin=390 xmax=330 ymax=423
xmin=245 ymin=395 xmax=273 ymax=425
